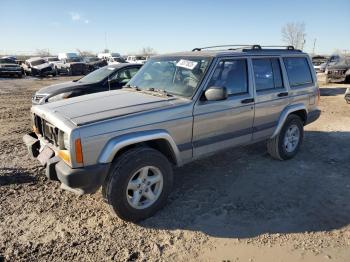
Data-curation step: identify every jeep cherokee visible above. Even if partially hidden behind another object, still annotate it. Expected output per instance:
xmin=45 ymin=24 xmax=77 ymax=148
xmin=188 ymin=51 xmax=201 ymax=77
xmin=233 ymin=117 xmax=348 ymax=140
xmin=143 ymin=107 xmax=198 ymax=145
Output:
xmin=23 ymin=45 xmax=321 ymax=222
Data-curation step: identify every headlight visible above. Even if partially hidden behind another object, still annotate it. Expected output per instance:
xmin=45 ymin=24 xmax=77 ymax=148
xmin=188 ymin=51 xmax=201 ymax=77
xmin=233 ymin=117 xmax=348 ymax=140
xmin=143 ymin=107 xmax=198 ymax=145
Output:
xmin=47 ymin=92 xmax=72 ymax=102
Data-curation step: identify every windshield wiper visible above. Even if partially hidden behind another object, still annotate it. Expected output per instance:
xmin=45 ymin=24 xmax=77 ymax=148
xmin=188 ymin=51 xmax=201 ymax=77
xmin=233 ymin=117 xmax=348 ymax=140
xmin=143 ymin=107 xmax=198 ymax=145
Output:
xmin=123 ymin=84 xmax=140 ymax=91
xmin=146 ymin=88 xmax=173 ymax=97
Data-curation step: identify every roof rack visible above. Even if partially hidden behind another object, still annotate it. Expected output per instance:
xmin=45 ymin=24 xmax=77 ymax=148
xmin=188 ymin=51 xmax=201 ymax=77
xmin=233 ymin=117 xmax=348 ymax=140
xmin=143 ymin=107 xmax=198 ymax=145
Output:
xmin=192 ymin=45 xmax=298 ymax=52
xmin=192 ymin=45 xmax=259 ymax=52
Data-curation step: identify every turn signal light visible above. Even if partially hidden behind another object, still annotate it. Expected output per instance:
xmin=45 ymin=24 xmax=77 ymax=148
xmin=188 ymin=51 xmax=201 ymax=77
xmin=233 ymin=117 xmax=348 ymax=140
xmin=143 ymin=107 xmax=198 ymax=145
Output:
xmin=75 ymin=138 xmax=84 ymax=164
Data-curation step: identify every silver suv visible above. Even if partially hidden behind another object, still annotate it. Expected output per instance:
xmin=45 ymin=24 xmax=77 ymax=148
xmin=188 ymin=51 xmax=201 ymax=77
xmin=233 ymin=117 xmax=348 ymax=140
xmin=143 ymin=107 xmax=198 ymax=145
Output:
xmin=23 ymin=45 xmax=320 ymax=222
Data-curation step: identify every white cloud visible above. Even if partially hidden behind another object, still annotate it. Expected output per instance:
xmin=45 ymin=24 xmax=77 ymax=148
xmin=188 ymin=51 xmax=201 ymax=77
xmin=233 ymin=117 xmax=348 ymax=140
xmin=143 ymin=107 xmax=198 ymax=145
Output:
xmin=69 ymin=12 xmax=90 ymax=24
xmin=70 ymin=12 xmax=81 ymax=21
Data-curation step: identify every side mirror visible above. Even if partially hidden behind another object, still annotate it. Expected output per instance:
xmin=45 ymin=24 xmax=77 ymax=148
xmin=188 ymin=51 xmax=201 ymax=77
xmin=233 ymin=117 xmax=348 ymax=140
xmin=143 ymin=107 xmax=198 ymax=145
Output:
xmin=204 ymin=86 xmax=228 ymax=101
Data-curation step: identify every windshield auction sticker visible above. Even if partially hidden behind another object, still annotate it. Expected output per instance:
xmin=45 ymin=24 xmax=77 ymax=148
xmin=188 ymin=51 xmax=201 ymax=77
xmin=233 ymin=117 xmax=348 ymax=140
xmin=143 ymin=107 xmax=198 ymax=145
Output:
xmin=176 ymin=59 xmax=198 ymax=70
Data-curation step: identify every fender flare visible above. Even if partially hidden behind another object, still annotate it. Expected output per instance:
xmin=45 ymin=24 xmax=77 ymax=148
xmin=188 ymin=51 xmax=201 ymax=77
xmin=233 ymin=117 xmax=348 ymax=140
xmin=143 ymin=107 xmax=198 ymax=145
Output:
xmin=98 ymin=129 xmax=182 ymax=166
xmin=271 ymin=104 xmax=307 ymax=138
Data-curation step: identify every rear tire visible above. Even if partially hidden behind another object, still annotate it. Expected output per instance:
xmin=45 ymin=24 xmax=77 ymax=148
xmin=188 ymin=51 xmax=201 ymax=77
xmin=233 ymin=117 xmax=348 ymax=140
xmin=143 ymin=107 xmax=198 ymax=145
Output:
xmin=102 ymin=147 xmax=173 ymax=222
xmin=267 ymin=114 xmax=304 ymax=160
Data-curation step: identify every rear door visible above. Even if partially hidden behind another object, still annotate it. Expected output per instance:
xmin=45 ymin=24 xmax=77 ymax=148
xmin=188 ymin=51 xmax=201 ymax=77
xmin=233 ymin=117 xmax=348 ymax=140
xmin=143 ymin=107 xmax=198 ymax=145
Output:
xmin=251 ymin=56 xmax=290 ymax=140
xmin=192 ymin=57 xmax=255 ymax=158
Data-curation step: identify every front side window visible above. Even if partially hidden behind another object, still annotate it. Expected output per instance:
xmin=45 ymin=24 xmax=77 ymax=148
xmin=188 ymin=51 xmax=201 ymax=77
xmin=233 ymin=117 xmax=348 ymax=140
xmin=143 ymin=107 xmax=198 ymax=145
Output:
xmin=207 ymin=59 xmax=248 ymax=95
xmin=78 ymin=66 xmax=116 ymax=83
xmin=283 ymin=57 xmax=313 ymax=87
xmin=128 ymin=57 xmax=211 ymax=98
xmin=111 ymin=67 xmax=140 ymax=84
xmin=252 ymin=58 xmax=283 ymax=91
xmin=31 ymin=59 xmax=46 ymax=66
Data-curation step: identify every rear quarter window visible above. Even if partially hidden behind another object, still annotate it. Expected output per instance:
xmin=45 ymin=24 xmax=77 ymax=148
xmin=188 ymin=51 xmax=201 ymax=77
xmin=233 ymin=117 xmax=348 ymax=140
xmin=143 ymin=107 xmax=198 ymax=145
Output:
xmin=283 ymin=57 xmax=313 ymax=87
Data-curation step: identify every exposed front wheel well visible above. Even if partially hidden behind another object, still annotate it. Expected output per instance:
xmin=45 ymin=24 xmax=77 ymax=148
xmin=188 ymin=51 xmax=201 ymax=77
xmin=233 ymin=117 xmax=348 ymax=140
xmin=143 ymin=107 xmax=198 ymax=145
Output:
xmin=290 ymin=109 xmax=307 ymax=124
xmin=111 ymin=139 xmax=177 ymax=166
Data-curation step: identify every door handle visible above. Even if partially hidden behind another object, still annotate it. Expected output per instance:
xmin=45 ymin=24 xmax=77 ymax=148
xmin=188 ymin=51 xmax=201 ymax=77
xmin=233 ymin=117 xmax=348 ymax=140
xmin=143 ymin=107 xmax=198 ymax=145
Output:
xmin=241 ymin=98 xmax=254 ymax=104
xmin=277 ymin=92 xmax=289 ymax=97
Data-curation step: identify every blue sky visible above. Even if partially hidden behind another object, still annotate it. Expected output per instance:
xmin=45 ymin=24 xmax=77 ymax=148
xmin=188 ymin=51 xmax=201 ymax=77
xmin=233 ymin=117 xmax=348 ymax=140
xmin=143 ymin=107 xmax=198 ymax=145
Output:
xmin=1 ymin=0 xmax=349 ymax=55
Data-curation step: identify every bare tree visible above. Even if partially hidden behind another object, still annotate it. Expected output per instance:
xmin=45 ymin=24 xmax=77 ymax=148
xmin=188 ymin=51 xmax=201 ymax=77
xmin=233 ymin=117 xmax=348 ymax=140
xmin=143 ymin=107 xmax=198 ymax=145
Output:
xmin=281 ymin=22 xmax=306 ymax=50
xmin=36 ymin=49 xmax=51 ymax=57
xmin=76 ymin=49 xmax=95 ymax=57
xmin=140 ymin=47 xmax=157 ymax=56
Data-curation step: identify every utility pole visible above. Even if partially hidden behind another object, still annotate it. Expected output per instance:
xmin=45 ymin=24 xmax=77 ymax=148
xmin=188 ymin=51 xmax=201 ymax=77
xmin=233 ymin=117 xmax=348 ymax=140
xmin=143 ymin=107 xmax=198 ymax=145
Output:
xmin=104 ymin=32 xmax=108 ymax=52
xmin=312 ymin=38 xmax=317 ymax=55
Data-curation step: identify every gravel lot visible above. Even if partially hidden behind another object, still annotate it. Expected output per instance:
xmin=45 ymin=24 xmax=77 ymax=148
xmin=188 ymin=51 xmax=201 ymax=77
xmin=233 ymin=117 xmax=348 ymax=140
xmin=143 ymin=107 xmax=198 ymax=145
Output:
xmin=0 ymin=75 xmax=349 ymax=261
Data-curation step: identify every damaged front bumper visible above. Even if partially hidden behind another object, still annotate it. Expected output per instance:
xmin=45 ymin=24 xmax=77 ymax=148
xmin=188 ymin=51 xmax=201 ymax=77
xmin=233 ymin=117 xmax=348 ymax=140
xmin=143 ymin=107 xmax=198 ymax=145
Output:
xmin=23 ymin=132 xmax=110 ymax=194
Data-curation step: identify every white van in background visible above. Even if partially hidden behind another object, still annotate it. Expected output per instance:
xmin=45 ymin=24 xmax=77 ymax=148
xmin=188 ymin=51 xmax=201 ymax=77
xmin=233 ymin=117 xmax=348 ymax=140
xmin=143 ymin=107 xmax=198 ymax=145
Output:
xmin=126 ymin=55 xmax=148 ymax=64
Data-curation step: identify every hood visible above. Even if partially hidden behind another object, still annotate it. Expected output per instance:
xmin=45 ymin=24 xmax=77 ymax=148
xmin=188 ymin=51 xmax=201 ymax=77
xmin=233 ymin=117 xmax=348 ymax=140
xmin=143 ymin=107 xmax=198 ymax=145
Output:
xmin=38 ymin=89 xmax=184 ymax=126
xmin=33 ymin=62 xmax=52 ymax=70
xmin=36 ymin=81 xmax=86 ymax=95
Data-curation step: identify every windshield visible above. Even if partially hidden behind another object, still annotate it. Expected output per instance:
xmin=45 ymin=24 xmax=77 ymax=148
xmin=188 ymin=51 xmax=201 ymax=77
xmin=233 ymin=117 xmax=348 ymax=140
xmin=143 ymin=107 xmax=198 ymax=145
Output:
xmin=127 ymin=56 xmax=211 ymax=98
xmin=85 ymin=57 xmax=99 ymax=62
xmin=78 ymin=66 xmax=116 ymax=83
xmin=31 ymin=59 xmax=46 ymax=66
xmin=67 ymin=57 xmax=82 ymax=63
xmin=0 ymin=58 xmax=16 ymax=64
xmin=48 ymin=57 xmax=59 ymax=62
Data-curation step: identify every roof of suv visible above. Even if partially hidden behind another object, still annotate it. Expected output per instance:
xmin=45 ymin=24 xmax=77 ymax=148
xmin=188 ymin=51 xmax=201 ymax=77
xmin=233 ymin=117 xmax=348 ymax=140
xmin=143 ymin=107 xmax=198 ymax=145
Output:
xmin=155 ymin=45 xmax=306 ymax=58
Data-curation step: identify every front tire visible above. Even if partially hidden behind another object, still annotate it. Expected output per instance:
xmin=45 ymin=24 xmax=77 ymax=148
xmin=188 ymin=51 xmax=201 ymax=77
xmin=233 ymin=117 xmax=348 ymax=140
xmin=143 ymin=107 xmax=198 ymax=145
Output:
xmin=267 ymin=114 xmax=304 ymax=160
xmin=102 ymin=147 xmax=173 ymax=222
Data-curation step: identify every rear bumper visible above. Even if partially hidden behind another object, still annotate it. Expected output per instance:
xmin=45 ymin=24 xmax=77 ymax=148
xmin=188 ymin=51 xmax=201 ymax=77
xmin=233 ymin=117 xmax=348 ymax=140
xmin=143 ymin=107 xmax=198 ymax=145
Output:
xmin=23 ymin=132 xmax=110 ymax=194
xmin=305 ymin=109 xmax=321 ymax=125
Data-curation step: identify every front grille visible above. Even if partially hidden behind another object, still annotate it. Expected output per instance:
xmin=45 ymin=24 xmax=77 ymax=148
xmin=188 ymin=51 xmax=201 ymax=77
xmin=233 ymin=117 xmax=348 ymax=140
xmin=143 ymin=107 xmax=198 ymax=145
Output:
xmin=328 ymin=69 xmax=346 ymax=76
xmin=34 ymin=114 xmax=60 ymax=147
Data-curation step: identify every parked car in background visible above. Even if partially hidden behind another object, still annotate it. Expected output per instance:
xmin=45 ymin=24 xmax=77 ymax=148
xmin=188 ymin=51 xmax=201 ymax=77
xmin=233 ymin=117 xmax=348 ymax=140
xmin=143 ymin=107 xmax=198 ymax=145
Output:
xmin=97 ymin=52 xmax=121 ymax=60
xmin=0 ymin=57 xmax=23 ymax=77
xmin=23 ymin=45 xmax=320 ymax=222
xmin=22 ymin=57 xmax=57 ymax=77
xmin=44 ymin=56 xmax=60 ymax=63
xmin=345 ymin=88 xmax=350 ymax=103
xmin=83 ymin=57 xmax=108 ymax=72
xmin=326 ymin=56 xmax=350 ymax=83
xmin=311 ymin=55 xmax=328 ymax=73
xmin=126 ymin=55 xmax=148 ymax=64
xmin=31 ymin=63 xmax=142 ymax=104
xmin=55 ymin=53 xmax=88 ymax=75
xmin=107 ymin=56 xmax=126 ymax=65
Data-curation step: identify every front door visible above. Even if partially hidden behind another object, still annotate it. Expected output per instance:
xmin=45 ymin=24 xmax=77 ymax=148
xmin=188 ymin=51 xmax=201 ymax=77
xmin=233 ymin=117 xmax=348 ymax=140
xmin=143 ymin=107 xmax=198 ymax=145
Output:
xmin=193 ymin=57 xmax=255 ymax=158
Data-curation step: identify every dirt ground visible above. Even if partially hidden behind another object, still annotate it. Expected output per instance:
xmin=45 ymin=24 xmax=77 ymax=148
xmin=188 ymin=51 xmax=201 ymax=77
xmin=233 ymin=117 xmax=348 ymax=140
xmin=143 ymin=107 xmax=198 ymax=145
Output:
xmin=0 ymin=74 xmax=349 ymax=262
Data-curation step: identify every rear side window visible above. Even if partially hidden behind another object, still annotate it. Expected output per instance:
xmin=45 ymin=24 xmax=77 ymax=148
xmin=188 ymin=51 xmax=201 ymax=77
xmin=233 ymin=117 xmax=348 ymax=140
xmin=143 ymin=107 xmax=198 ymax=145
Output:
xmin=208 ymin=59 xmax=248 ymax=95
xmin=283 ymin=57 xmax=313 ymax=87
xmin=252 ymin=58 xmax=283 ymax=91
